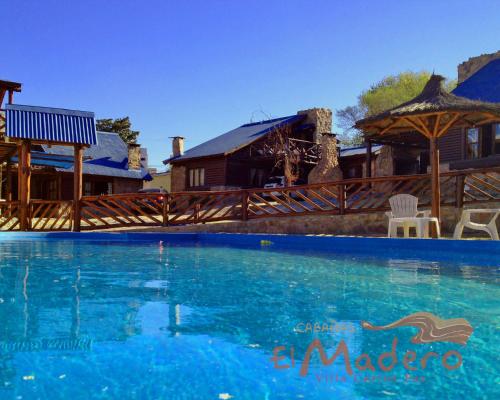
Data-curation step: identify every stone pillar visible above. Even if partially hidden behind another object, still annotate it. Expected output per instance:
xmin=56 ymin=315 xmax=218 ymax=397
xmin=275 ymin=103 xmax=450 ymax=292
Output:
xmin=127 ymin=143 xmax=141 ymax=170
xmin=297 ymin=108 xmax=332 ymax=143
xmin=307 ymin=134 xmax=342 ymax=184
xmin=457 ymin=50 xmax=500 ymax=83
xmin=374 ymin=145 xmax=394 ymax=177
xmin=170 ymin=165 xmax=187 ymax=192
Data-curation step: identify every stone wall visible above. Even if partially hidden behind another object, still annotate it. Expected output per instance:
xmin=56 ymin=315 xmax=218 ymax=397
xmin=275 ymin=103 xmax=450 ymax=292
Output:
xmin=136 ymin=202 xmax=499 ymax=237
xmin=170 ymin=165 xmax=187 ymax=192
xmin=457 ymin=50 xmax=500 ymax=83
xmin=297 ymin=108 xmax=332 ymax=143
xmin=374 ymin=145 xmax=394 ymax=177
xmin=308 ymin=134 xmax=342 ymax=183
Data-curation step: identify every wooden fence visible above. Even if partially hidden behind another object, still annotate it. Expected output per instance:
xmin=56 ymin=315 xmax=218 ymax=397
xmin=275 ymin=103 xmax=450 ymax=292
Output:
xmin=0 ymin=167 xmax=498 ymax=231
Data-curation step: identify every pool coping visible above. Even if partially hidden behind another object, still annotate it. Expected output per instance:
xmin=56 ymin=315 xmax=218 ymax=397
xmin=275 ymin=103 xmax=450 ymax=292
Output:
xmin=1 ymin=231 xmax=499 ymax=257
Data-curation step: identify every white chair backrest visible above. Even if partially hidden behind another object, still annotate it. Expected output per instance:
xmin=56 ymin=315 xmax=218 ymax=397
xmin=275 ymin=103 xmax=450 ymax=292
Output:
xmin=389 ymin=194 xmax=419 ymax=218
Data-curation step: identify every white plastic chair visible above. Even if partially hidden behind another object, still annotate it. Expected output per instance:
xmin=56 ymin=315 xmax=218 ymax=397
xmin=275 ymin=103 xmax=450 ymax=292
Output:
xmin=386 ymin=194 xmax=438 ymax=238
xmin=453 ymin=209 xmax=500 ymax=240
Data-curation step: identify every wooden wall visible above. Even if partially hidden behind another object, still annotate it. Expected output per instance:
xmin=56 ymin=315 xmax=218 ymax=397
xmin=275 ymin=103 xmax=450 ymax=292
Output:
xmin=439 ymin=128 xmax=464 ymax=163
xmin=172 ymin=156 xmax=227 ymax=190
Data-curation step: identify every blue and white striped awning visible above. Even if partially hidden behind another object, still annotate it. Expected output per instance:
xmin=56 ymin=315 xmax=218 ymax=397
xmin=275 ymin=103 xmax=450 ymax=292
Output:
xmin=5 ymin=104 xmax=97 ymax=145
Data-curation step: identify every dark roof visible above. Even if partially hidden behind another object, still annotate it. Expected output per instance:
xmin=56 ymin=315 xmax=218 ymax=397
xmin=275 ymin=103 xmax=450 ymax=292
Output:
xmin=340 ymin=144 xmax=382 ymax=158
xmin=164 ymin=115 xmax=304 ymax=164
xmin=41 ymin=131 xmax=151 ymax=180
xmin=11 ymin=151 xmax=75 ymax=169
xmin=453 ymin=58 xmax=500 ymax=103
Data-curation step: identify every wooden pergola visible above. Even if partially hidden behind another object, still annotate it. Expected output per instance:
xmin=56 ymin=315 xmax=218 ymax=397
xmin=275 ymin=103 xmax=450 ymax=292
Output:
xmin=0 ymin=81 xmax=97 ymax=231
xmin=355 ymin=75 xmax=500 ymax=226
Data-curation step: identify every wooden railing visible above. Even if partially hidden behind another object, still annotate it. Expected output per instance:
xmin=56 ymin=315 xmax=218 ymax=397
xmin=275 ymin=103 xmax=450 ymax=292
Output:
xmin=80 ymin=193 xmax=164 ymax=230
xmin=0 ymin=201 xmax=21 ymax=230
xmin=0 ymin=167 xmax=498 ymax=231
xmin=30 ymin=200 xmax=73 ymax=231
xmin=0 ymin=110 xmax=5 ymax=136
xmin=168 ymin=190 xmax=243 ymax=225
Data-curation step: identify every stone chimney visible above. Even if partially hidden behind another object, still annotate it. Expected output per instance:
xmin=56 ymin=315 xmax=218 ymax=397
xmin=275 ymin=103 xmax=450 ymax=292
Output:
xmin=297 ymin=108 xmax=332 ymax=143
xmin=307 ymin=133 xmax=342 ymax=184
xmin=171 ymin=136 xmax=184 ymax=158
xmin=457 ymin=50 xmax=500 ymax=83
xmin=127 ymin=143 xmax=141 ymax=170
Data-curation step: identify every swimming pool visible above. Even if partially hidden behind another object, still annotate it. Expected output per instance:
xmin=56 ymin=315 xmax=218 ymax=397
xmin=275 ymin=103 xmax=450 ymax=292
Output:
xmin=0 ymin=233 xmax=498 ymax=399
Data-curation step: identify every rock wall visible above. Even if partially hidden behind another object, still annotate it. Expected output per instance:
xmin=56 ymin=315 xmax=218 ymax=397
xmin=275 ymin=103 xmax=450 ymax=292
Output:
xmin=170 ymin=165 xmax=187 ymax=192
xmin=374 ymin=145 xmax=394 ymax=177
xmin=297 ymin=108 xmax=332 ymax=143
xmin=308 ymin=134 xmax=342 ymax=184
xmin=457 ymin=50 xmax=500 ymax=83
xmin=134 ymin=202 xmax=499 ymax=236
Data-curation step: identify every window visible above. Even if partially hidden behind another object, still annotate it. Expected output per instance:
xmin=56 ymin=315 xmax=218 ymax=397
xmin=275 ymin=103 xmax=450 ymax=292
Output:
xmin=466 ymin=128 xmax=480 ymax=159
xmin=189 ymin=168 xmax=205 ymax=187
xmin=84 ymin=182 xmax=92 ymax=196
xmin=494 ymin=124 xmax=500 ymax=155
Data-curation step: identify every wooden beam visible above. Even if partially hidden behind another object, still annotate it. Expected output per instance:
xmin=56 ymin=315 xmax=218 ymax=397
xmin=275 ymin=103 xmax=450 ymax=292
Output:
xmin=365 ymin=139 xmax=372 ymax=178
xmin=429 ymin=136 xmax=441 ymax=236
xmin=18 ymin=141 xmax=31 ymax=230
xmin=437 ymin=113 xmax=461 ymax=137
xmin=402 ymin=117 xmax=431 ymax=138
xmin=5 ymin=160 xmax=12 ymax=201
xmin=73 ymin=145 xmax=84 ymax=232
xmin=433 ymin=114 xmax=442 ymax=137
xmin=415 ymin=116 xmax=434 ymax=138
xmin=378 ymin=120 xmax=399 ymax=136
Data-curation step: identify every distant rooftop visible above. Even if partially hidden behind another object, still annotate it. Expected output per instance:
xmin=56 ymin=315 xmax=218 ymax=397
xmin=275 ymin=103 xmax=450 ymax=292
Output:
xmin=453 ymin=58 xmax=500 ymax=103
xmin=340 ymin=144 xmax=382 ymax=158
xmin=164 ymin=115 xmax=304 ymax=164
xmin=41 ymin=131 xmax=151 ymax=180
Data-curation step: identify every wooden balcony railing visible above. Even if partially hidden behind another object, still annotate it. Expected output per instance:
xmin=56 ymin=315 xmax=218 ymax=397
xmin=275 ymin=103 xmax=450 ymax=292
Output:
xmin=30 ymin=200 xmax=73 ymax=231
xmin=0 ymin=167 xmax=498 ymax=231
xmin=0 ymin=201 xmax=21 ymax=230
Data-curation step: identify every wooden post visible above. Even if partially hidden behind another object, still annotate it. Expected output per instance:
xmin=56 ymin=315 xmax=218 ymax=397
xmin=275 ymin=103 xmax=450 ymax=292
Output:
xmin=5 ymin=160 xmax=12 ymax=201
xmin=338 ymin=184 xmax=345 ymax=215
xmin=73 ymin=145 xmax=84 ymax=232
xmin=56 ymin=174 xmax=62 ymax=200
xmin=18 ymin=141 xmax=31 ymax=231
xmin=455 ymin=175 xmax=465 ymax=209
xmin=430 ymin=136 xmax=441 ymax=236
xmin=241 ymin=191 xmax=248 ymax=221
xmin=365 ymin=140 xmax=372 ymax=178
xmin=8 ymin=90 xmax=14 ymax=104
xmin=162 ymin=194 xmax=170 ymax=226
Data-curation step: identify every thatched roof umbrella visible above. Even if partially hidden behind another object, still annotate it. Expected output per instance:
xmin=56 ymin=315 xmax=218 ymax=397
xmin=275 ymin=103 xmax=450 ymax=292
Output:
xmin=355 ymin=74 xmax=500 ymax=225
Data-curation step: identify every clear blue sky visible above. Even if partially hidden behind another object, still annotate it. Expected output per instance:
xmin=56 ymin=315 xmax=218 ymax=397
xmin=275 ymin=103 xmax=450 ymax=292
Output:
xmin=2 ymin=0 xmax=499 ymax=169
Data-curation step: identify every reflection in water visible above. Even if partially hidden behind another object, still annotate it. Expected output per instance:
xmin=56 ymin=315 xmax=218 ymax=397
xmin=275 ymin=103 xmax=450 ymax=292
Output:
xmin=0 ymin=240 xmax=496 ymax=399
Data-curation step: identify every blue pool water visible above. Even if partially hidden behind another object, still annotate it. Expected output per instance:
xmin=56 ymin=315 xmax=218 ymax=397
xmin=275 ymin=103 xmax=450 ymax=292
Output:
xmin=0 ymin=234 xmax=498 ymax=399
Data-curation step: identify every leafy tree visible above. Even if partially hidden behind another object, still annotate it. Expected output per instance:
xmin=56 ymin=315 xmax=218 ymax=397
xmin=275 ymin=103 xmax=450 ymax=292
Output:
xmin=95 ymin=117 xmax=140 ymax=144
xmin=336 ymin=71 xmax=456 ymax=146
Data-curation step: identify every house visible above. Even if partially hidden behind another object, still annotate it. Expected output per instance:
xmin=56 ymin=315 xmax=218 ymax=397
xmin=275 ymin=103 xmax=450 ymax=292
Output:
xmin=339 ymin=145 xmax=382 ymax=179
xmin=438 ymin=51 xmax=500 ymax=170
xmin=347 ymin=51 xmax=500 ymax=179
xmin=143 ymin=169 xmax=172 ymax=192
xmin=164 ymin=108 xmax=332 ymax=192
xmin=1 ymin=130 xmax=151 ymax=200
